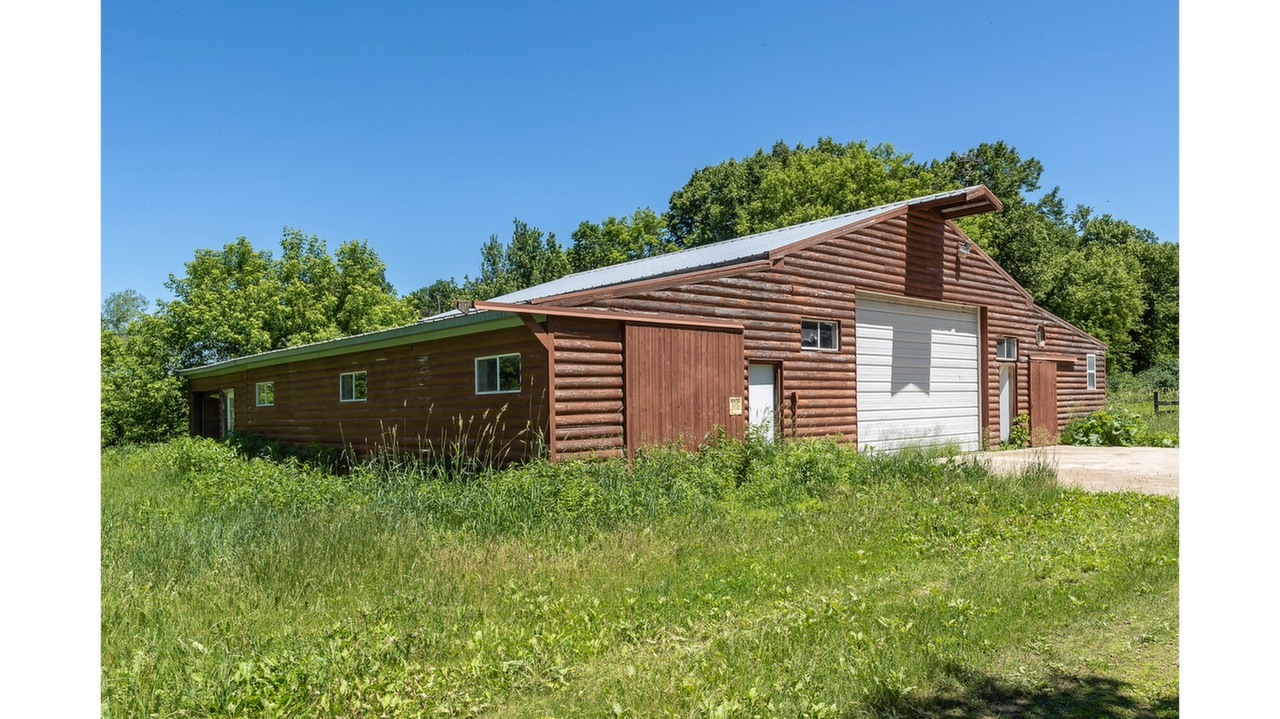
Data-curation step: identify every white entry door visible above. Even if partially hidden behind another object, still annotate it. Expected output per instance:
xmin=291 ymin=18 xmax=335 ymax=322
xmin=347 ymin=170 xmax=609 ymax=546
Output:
xmin=222 ymin=388 xmax=235 ymax=437
xmin=748 ymin=364 xmax=776 ymax=441
xmin=855 ymin=293 xmax=981 ymax=451
xmin=999 ymin=366 xmax=1011 ymax=443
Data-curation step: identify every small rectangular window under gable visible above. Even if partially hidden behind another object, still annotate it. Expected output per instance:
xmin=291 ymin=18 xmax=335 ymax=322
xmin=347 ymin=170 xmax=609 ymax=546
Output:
xmin=996 ymin=338 xmax=1018 ymax=361
xmin=1087 ymin=354 xmax=1097 ymax=390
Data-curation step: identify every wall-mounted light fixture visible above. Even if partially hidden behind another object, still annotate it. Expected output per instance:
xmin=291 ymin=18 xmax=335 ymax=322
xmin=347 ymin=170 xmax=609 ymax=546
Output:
xmin=958 ymin=240 xmax=971 ymax=255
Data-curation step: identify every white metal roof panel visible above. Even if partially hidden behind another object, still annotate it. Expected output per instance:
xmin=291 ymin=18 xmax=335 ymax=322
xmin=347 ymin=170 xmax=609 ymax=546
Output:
xmin=486 ymin=187 xmax=977 ymax=305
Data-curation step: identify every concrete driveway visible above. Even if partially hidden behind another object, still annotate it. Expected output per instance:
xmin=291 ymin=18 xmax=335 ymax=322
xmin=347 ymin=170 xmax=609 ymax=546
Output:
xmin=973 ymin=446 xmax=1180 ymax=497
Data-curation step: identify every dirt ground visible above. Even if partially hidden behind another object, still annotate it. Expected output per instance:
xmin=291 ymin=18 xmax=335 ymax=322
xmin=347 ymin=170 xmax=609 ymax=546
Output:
xmin=974 ymin=446 xmax=1180 ymax=497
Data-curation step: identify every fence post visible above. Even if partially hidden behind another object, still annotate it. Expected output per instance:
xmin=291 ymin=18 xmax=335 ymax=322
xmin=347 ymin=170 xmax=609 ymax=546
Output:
xmin=1154 ymin=390 xmax=1160 ymax=415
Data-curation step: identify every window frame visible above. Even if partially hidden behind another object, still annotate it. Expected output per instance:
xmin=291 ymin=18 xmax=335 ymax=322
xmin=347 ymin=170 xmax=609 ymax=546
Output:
xmin=339 ymin=371 xmax=368 ymax=402
xmin=1087 ymin=354 xmax=1097 ymax=390
xmin=474 ymin=353 xmax=522 ymax=395
xmin=255 ymin=381 xmax=275 ymax=407
xmin=995 ymin=337 xmax=1018 ymax=362
xmin=800 ymin=319 xmax=839 ymax=352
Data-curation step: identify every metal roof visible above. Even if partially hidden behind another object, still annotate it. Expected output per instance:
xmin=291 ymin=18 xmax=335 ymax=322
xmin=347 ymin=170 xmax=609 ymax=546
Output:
xmin=479 ymin=187 xmax=980 ymax=306
xmin=181 ymin=308 xmax=520 ymax=378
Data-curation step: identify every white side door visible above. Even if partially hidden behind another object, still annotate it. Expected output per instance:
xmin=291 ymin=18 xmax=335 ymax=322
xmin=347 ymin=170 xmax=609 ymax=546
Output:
xmin=999 ymin=366 xmax=1011 ymax=443
xmin=748 ymin=364 xmax=776 ymax=441
xmin=222 ymin=388 xmax=235 ymax=437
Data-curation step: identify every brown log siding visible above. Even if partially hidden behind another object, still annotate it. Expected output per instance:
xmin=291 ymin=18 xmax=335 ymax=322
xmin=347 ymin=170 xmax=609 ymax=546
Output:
xmin=565 ymin=208 xmax=1106 ymax=445
xmin=188 ymin=325 xmax=550 ymax=460
xmin=549 ymin=317 xmax=626 ymax=460
xmin=185 ymin=204 xmax=1106 ymax=460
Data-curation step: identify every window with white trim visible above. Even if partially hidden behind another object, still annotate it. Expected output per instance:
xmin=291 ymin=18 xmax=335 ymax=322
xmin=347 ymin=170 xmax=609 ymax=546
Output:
xmin=339 ymin=371 xmax=367 ymax=402
xmin=996 ymin=338 xmax=1018 ymax=361
xmin=255 ymin=381 xmax=275 ymax=406
xmin=475 ymin=353 xmax=521 ymax=394
xmin=1087 ymin=354 xmax=1097 ymax=390
xmin=801 ymin=319 xmax=838 ymax=351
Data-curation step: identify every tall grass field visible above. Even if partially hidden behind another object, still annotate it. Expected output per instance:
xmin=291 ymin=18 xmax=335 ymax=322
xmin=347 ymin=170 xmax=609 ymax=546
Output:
xmin=102 ymin=436 xmax=1178 ymax=717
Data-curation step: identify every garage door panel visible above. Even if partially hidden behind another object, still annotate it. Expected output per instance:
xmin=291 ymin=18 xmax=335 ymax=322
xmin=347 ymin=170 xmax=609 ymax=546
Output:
xmin=856 ymin=294 xmax=981 ymax=452
xmin=860 ymin=388 xmax=977 ymax=406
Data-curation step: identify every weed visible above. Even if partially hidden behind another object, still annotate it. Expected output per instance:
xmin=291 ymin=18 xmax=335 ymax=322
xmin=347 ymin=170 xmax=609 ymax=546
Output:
xmin=103 ymin=434 xmax=1178 ymax=717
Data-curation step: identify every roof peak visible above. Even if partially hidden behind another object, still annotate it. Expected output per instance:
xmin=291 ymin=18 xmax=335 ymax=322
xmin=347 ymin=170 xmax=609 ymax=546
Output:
xmin=489 ymin=185 xmax=997 ymax=305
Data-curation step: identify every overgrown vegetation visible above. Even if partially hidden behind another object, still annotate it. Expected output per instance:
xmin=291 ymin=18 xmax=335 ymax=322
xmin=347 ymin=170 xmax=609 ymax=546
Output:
xmin=103 ymin=437 xmax=1178 ymax=717
xmin=1058 ymin=361 xmax=1180 ymax=448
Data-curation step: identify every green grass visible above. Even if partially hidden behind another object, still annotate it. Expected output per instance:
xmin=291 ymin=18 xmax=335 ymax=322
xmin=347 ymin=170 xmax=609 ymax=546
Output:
xmin=102 ymin=438 xmax=1178 ymax=717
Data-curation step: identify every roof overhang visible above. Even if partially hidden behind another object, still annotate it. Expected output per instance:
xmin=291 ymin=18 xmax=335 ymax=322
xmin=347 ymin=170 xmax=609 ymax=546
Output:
xmin=179 ymin=310 xmax=524 ymax=379
xmin=909 ymin=185 xmax=1003 ymax=220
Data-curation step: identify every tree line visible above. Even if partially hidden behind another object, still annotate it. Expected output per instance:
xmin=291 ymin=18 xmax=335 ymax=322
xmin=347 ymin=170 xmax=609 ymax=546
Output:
xmin=102 ymin=138 xmax=1178 ymax=445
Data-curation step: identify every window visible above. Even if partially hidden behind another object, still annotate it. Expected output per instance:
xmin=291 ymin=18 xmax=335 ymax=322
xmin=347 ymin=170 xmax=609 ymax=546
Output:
xmin=996 ymin=338 xmax=1018 ymax=361
xmin=1036 ymin=325 xmax=1046 ymax=348
xmin=475 ymin=353 xmax=522 ymax=394
xmin=1087 ymin=354 xmax=1097 ymax=390
xmin=339 ymin=371 xmax=367 ymax=402
xmin=801 ymin=319 xmax=838 ymax=351
xmin=255 ymin=381 xmax=275 ymax=406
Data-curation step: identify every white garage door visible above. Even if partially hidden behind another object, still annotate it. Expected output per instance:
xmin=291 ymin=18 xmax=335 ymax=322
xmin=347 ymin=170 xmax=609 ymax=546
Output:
xmin=855 ymin=293 xmax=981 ymax=451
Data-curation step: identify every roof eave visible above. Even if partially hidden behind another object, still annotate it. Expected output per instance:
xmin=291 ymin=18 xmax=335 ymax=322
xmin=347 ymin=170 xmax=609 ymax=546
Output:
xmin=178 ymin=310 xmax=523 ymax=379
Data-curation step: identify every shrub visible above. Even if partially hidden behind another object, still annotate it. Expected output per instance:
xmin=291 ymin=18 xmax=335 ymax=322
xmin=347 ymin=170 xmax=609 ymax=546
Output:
xmin=1060 ymin=407 xmax=1145 ymax=447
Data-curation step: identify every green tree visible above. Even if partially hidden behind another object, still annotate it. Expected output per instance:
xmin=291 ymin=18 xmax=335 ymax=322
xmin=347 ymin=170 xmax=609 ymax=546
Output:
xmin=664 ymin=140 xmax=801 ymax=248
xmin=161 ymin=236 xmax=278 ymax=367
xmin=333 ymin=239 xmax=418 ymax=335
xmin=738 ymin=140 xmax=949 ymax=234
xmin=100 ymin=312 xmax=188 ymax=446
xmin=461 ymin=219 xmax=570 ymax=299
xmin=1037 ymin=245 xmax=1146 ymax=370
xmin=161 ymin=228 xmax=416 ymax=368
xmin=406 ymin=278 xmax=465 ymax=318
xmin=665 ymin=138 xmax=954 ymax=247
xmin=663 ymin=137 xmax=1175 ymax=373
xmin=269 ymin=228 xmax=341 ymax=347
xmin=101 ymin=289 xmax=150 ymax=335
xmin=567 ymin=208 xmax=674 ymax=273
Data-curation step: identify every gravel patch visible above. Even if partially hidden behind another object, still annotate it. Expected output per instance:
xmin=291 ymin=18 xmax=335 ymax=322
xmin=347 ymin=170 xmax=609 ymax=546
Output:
xmin=973 ymin=446 xmax=1179 ymax=497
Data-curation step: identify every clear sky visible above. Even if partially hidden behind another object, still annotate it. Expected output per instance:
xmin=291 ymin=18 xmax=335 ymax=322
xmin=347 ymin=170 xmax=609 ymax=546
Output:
xmin=102 ymin=1 xmax=1178 ymax=304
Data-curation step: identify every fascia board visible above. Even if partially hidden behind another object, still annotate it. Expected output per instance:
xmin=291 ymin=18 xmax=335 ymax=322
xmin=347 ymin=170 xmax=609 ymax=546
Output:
xmin=180 ymin=312 xmax=524 ymax=379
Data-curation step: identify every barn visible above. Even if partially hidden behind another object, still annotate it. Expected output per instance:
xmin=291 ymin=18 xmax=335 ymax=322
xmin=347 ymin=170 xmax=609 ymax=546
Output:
xmin=181 ymin=185 xmax=1107 ymax=461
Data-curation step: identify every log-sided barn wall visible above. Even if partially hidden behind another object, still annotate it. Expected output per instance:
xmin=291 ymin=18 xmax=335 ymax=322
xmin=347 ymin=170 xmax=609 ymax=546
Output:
xmin=549 ymin=317 xmax=626 ymax=460
xmin=562 ymin=207 xmax=1106 ymax=445
xmin=187 ymin=325 xmax=550 ymax=460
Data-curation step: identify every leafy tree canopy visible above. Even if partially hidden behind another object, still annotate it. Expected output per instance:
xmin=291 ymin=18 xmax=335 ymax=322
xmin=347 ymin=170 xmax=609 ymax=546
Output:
xmin=567 ymin=208 xmax=675 ymax=273
xmin=161 ymin=228 xmax=416 ymax=367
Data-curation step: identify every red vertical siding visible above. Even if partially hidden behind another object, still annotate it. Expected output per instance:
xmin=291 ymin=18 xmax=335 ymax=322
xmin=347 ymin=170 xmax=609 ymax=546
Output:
xmin=623 ymin=324 xmax=745 ymax=454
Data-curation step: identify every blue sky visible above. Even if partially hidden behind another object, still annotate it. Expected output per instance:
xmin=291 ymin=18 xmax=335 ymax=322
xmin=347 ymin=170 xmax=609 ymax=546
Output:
xmin=102 ymin=1 xmax=1178 ymax=304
